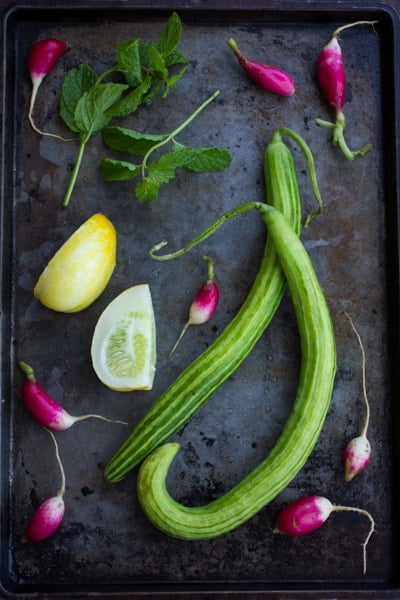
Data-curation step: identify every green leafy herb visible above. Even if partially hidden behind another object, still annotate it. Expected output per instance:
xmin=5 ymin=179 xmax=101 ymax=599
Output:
xmin=60 ymin=64 xmax=98 ymax=132
xmin=59 ymin=12 xmax=189 ymax=207
xmin=74 ymin=84 xmax=129 ymax=139
xmin=99 ymin=90 xmax=232 ymax=202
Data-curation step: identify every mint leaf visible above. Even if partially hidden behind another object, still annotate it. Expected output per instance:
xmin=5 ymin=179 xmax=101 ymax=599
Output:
xmin=148 ymin=45 xmax=168 ymax=78
xmin=135 ymin=179 xmax=159 ymax=202
xmin=136 ymin=146 xmax=231 ymax=202
xmin=165 ymin=48 xmax=188 ymax=67
xmin=107 ymin=75 xmax=153 ymax=118
xmin=116 ymin=38 xmax=142 ymax=84
xmin=142 ymin=80 xmax=164 ymax=104
xmin=150 ymin=146 xmax=232 ymax=174
xmin=165 ymin=65 xmax=187 ymax=95
xmin=179 ymin=146 xmax=232 ymax=172
xmin=99 ymin=158 xmax=140 ymax=181
xmin=102 ymin=126 xmax=165 ymax=155
xmin=74 ymin=83 xmax=128 ymax=139
xmin=59 ymin=12 xmax=190 ymax=208
xmin=156 ymin=12 xmax=182 ymax=57
xmin=60 ymin=64 xmax=98 ymax=132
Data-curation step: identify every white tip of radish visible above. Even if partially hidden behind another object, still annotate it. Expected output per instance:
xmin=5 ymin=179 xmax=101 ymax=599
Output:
xmin=343 ymin=434 xmax=371 ymax=481
xmin=325 ymin=35 xmax=341 ymax=52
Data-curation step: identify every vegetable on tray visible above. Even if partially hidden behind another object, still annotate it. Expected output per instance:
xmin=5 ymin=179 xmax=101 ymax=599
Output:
xmin=104 ymin=127 xmax=323 ymax=483
xmin=274 ymin=495 xmax=375 ymax=575
xmin=99 ymin=90 xmax=232 ymax=203
xmin=169 ymin=255 xmax=219 ymax=357
xmin=19 ymin=362 xmax=127 ymax=430
xmin=90 ymin=284 xmax=157 ymax=391
xmin=59 ymin=12 xmax=189 ymax=207
xmin=342 ymin=311 xmax=371 ymax=481
xmin=34 ymin=213 xmax=116 ymax=313
xmin=135 ymin=202 xmax=336 ymax=540
xmin=27 ymin=38 xmax=73 ymax=141
xmin=227 ymin=37 xmax=295 ymax=96
xmin=23 ymin=430 xmax=66 ymax=543
xmin=315 ymin=20 xmax=378 ymax=160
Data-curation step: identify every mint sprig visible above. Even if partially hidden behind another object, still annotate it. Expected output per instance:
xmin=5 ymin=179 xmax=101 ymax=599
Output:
xmin=60 ymin=12 xmax=189 ymax=207
xmin=99 ymin=90 xmax=232 ymax=202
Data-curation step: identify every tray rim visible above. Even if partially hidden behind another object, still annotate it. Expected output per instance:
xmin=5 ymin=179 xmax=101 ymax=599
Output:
xmin=1 ymin=1 xmax=400 ymax=598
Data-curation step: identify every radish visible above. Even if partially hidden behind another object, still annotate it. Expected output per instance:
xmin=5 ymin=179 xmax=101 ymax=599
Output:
xmin=18 ymin=361 xmax=127 ymax=430
xmin=274 ymin=495 xmax=375 ymax=574
xmin=27 ymin=38 xmax=74 ymax=141
xmin=227 ymin=38 xmax=294 ymax=97
xmin=342 ymin=312 xmax=371 ymax=481
xmin=315 ymin=21 xmax=378 ymax=160
xmin=169 ymin=255 xmax=220 ymax=357
xmin=23 ymin=430 xmax=65 ymax=542
xmin=317 ymin=35 xmax=346 ymax=115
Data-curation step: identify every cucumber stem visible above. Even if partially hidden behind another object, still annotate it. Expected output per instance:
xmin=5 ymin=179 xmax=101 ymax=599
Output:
xmin=277 ymin=127 xmax=323 ymax=225
xmin=150 ymin=202 xmax=260 ymax=261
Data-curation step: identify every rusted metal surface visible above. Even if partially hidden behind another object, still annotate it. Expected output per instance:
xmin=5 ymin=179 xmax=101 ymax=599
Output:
xmin=1 ymin=1 xmax=400 ymax=598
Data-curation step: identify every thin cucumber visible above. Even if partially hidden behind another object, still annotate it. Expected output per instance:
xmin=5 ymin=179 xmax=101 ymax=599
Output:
xmin=105 ymin=129 xmax=321 ymax=483
xmin=136 ymin=203 xmax=336 ymax=539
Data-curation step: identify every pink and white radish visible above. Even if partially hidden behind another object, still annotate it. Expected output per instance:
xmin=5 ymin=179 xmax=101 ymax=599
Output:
xmin=315 ymin=21 xmax=377 ymax=160
xmin=27 ymin=38 xmax=74 ymax=140
xmin=227 ymin=38 xmax=295 ymax=97
xmin=342 ymin=312 xmax=371 ymax=481
xmin=169 ymin=255 xmax=220 ymax=357
xmin=23 ymin=430 xmax=65 ymax=542
xmin=19 ymin=361 xmax=127 ymax=430
xmin=274 ymin=495 xmax=375 ymax=575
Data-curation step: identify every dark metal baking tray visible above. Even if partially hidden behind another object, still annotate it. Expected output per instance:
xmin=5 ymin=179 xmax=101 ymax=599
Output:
xmin=1 ymin=0 xmax=400 ymax=597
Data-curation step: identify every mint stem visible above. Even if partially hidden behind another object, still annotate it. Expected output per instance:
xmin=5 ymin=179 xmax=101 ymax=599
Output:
xmin=96 ymin=66 xmax=118 ymax=84
xmin=62 ymin=138 xmax=87 ymax=208
xmin=141 ymin=89 xmax=220 ymax=177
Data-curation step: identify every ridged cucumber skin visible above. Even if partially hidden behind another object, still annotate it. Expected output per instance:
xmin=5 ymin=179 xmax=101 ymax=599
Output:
xmin=136 ymin=204 xmax=336 ymax=539
xmin=105 ymin=133 xmax=301 ymax=483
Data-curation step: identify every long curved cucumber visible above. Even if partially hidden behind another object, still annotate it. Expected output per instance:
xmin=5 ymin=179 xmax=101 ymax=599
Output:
xmin=105 ymin=129 xmax=320 ymax=483
xmin=136 ymin=203 xmax=336 ymax=539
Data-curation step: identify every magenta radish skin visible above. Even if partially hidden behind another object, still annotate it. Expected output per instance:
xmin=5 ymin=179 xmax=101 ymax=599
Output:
xmin=274 ymin=495 xmax=333 ymax=536
xmin=317 ymin=36 xmax=345 ymax=114
xmin=189 ymin=279 xmax=219 ymax=325
xmin=24 ymin=496 xmax=65 ymax=542
xmin=24 ymin=429 xmax=66 ymax=543
xmin=28 ymin=38 xmax=68 ymax=83
xmin=27 ymin=39 xmax=73 ymax=140
xmin=20 ymin=365 xmax=77 ymax=431
xmin=169 ymin=256 xmax=220 ymax=356
xmin=343 ymin=435 xmax=371 ymax=482
xmin=19 ymin=361 xmax=127 ymax=430
xmin=227 ymin=38 xmax=294 ymax=96
xmin=315 ymin=21 xmax=377 ymax=160
xmin=274 ymin=493 xmax=376 ymax=574
xmin=342 ymin=312 xmax=372 ymax=481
